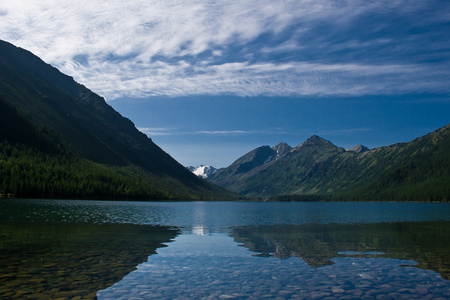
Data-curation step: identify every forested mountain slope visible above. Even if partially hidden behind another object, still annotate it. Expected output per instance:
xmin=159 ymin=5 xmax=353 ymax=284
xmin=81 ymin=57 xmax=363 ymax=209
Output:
xmin=208 ymin=125 xmax=450 ymax=201
xmin=0 ymin=39 xmax=232 ymax=200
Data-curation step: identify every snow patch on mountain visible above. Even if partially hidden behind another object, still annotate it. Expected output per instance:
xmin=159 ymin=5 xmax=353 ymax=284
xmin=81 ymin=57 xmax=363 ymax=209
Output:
xmin=187 ymin=165 xmax=217 ymax=179
xmin=272 ymin=142 xmax=292 ymax=158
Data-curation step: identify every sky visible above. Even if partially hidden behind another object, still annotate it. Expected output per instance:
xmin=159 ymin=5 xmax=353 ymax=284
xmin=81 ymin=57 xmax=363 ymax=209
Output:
xmin=1 ymin=0 xmax=449 ymax=168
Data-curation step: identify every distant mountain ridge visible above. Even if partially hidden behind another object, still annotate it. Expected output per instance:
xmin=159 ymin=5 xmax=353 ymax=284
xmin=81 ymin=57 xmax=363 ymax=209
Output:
xmin=0 ymin=39 xmax=232 ymax=200
xmin=187 ymin=143 xmax=291 ymax=180
xmin=187 ymin=165 xmax=217 ymax=179
xmin=346 ymin=145 xmax=369 ymax=153
xmin=208 ymin=126 xmax=450 ymax=201
xmin=210 ymin=143 xmax=292 ymax=182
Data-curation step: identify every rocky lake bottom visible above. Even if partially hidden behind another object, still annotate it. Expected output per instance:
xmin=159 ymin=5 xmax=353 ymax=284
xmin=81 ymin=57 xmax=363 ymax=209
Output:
xmin=1 ymin=199 xmax=450 ymax=299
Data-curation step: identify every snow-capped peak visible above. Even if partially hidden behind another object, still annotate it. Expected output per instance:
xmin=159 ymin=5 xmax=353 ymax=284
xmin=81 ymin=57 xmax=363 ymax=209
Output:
xmin=187 ymin=165 xmax=217 ymax=179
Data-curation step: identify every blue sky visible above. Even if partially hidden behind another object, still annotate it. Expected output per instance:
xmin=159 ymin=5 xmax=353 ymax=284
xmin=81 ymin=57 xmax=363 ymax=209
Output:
xmin=1 ymin=0 xmax=449 ymax=167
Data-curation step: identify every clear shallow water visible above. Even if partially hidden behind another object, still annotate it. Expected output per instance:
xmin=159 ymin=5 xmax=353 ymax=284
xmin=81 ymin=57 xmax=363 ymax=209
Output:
xmin=98 ymin=234 xmax=447 ymax=300
xmin=1 ymin=199 xmax=450 ymax=299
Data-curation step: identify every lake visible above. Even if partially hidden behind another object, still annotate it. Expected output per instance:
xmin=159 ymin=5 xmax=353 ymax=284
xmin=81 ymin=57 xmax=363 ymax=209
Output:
xmin=1 ymin=199 xmax=450 ymax=299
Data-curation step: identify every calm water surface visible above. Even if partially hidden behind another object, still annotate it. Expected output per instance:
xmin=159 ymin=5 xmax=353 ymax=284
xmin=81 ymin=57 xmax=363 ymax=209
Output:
xmin=1 ymin=199 xmax=450 ymax=299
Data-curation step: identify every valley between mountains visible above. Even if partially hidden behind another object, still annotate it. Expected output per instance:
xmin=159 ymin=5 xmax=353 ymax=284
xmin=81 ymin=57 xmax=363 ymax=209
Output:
xmin=0 ymin=39 xmax=448 ymax=202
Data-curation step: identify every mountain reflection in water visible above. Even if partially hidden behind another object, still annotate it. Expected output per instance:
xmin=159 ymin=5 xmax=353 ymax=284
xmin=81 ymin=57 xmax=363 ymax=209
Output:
xmin=0 ymin=222 xmax=178 ymax=299
xmin=2 ymin=200 xmax=450 ymax=299
xmin=231 ymin=222 xmax=450 ymax=279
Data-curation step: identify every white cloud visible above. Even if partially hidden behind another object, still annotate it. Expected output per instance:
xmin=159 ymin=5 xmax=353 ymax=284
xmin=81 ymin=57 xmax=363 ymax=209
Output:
xmin=138 ymin=127 xmax=173 ymax=136
xmin=195 ymin=130 xmax=262 ymax=135
xmin=138 ymin=128 xmax=271 ymax=137
xmin=78 ymin=60 xmax=449 ymax=99
xmin=0 ymin=0 xmax=448 ymax=99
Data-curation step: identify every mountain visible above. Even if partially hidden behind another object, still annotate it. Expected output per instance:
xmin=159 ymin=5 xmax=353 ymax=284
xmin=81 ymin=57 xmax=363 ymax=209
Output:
xmin=208 ymin=125 xmax=450 ymax=201
xmin=207 ymin=142 xmax=292 ymax=186
xmin=346 ymin=145 xmax=369 ymax=153
xmin=0 ymin=39 xmax=233 ymax=200
xmin=272 ymin=142 xmax=292 ymax=158
xmin=187 ymin=165 xmax=217 ymax=179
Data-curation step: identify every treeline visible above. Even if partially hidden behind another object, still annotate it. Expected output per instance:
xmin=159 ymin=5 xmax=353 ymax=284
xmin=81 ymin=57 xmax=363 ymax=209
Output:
xmin=353 ymin=157 xmax=450 ymax=202
xmin=269 ymin=183 xmax=449 ymax=202
xmin=269 ymin=128 xmax=450 ymax=203
xmin=0 ymin=141 xmax=170 ymax=200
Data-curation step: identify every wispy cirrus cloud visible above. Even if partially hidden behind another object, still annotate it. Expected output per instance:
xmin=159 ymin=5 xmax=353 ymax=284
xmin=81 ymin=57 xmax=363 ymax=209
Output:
xmin=0 ymin=0 xmax=449 ymax=99
xmin=138 ymin=127 xmax=173 ymax=136
xmin=194 ymin=130 xmax=263 ymax=135
xmin=138 ymin=128 xmax=271 ymax=137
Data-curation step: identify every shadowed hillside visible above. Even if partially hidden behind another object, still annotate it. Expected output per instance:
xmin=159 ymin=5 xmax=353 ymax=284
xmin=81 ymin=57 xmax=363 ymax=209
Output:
xmin=0 ymin=39 xmax=234 ymax=200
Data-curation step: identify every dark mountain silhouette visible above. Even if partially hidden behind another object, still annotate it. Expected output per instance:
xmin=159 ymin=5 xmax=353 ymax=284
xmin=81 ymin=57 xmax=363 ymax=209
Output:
xmin=0 ymin=39 xmax=233 ymax=200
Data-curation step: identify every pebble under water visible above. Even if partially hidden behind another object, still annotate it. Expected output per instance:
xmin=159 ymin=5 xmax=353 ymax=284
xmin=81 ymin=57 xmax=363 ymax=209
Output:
xmin=1 ymin=199 xmax=450 ymax=299
xmin=98 ymin=234 xmax=450 ymax=300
